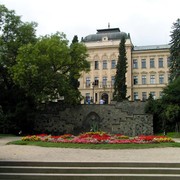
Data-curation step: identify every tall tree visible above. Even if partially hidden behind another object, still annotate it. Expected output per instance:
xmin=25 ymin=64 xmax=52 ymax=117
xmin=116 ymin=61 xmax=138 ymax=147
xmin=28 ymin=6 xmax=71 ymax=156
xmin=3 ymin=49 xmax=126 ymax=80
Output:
xmin=69 ymin=35 xmax=90 ymax=104
xmin=12 ymin=33 xmax=89 ymax=105
xmin=162 ymin=76 xmax=180 ymax=132
xmin=0 ymin=4 xmax=37 ymax=133
xmin=169 ymin=18 xmax=180 ymax=81
xmin=113 ymin=36 xmax=127 ymax=101
xmin=69 ymin=35 xmax=80 ymax=90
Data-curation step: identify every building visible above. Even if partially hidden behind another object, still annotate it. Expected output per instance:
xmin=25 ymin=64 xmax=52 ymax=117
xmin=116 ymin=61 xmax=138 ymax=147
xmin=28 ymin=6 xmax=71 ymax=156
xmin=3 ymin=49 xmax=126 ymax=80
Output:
xmin=78 ymin=27 xmax=170 ymax=104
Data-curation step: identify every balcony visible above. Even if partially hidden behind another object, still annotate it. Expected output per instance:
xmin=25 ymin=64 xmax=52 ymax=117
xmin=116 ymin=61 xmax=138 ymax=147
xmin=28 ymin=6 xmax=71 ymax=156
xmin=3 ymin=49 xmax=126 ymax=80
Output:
xmin=84 ymin=81 xmax=114 ymax=89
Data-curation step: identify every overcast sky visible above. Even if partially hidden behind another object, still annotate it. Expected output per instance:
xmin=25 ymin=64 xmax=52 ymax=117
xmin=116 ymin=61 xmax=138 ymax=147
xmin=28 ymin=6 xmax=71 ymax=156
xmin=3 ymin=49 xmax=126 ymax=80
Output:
xmin=1 ymin=0 xmax=179 ymax=46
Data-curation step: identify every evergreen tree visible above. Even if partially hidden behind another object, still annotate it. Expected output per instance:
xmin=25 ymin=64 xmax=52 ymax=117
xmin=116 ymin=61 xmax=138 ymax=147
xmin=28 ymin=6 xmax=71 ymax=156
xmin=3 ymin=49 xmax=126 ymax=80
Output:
xmin=169 ymin=19 xmax=180 ymax=81
xmin=69 ymin=35 xmax=80 ymax=90
xmin=68 ymin=35 xmax=90 ymax=104
xmin=113 ymin=36 xmax=127 ymax=101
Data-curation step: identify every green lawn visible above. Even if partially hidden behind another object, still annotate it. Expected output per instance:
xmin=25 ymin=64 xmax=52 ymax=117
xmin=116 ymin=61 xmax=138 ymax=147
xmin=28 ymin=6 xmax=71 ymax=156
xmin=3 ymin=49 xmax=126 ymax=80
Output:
xmin=0 ymin=134 xmax=16 ymax=138
xmin=8 ymin=140 xmax=180 ymax=149
xmin=3 ymin=131 xmax=180 ymax=149
xmin=156 ymin=132 xmax=180 ymax=138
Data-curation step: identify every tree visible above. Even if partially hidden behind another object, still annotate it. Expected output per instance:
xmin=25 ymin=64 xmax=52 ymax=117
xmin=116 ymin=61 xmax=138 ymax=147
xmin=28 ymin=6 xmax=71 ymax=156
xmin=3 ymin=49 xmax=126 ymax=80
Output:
xmin=12 ymin=33 xmax=89 ymax=105
xmin=165 ymin=104 xmax=180 ymax=132
xmin=0 ymin=4 xmax=37 ymax=133
xmin=162 ymin=19 xmax=180 ymax=132
xmin=69 ymin=35 xmax=90 ymax=104
xmin=145 ymin=94 xmax=166 ymax=133
xmin=69 ymin=35 xmax=80 ymax=90
xmin=144 ymin=20 xmax=180 ymax=134
xmin=162 ymin=76 xmax=180 ymax=105
xmin=113 ymin=36 xmax=127 ymax=101
xmin=162 ymin=76 xmax=180 ymax=132
xmin=169 ymin=19 xmax=180 ymax=81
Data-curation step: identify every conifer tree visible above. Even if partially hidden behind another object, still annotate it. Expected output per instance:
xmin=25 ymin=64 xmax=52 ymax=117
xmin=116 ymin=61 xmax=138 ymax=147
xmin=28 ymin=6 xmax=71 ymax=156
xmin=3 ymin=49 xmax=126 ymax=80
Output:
xmin=113 ymin=36 xmax=127 ymax=101
xmin=169 ymin=18 xmax=180 ymax=81
xmin=69 ymin=35 xmax=90 ymax=104
xmin=69 ymin=35 xmax=80 ymax=90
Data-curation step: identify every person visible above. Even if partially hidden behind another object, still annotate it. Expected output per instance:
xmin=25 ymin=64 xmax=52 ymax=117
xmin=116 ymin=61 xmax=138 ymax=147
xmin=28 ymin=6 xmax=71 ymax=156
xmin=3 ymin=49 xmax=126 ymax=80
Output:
xmin=88 ymin=98 xmax=91 ymax=105
xmin=100 ymin=99 xmax=104 ymax=104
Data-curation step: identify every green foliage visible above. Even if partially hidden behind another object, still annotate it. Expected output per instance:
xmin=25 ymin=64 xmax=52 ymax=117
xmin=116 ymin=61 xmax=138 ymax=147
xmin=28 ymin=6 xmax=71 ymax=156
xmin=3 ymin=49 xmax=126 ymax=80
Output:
xmin=144 ymin=93 xmax=155 ymax=113
xmin=0 ymin=5 xmax=89 ymax=135
xmin=113 ymin=36 xmax=127 ymax=101
xmin=12 ymin=33 xmax=68 ymax=102
xmin=0 ymin=107 xmax=6 ymax=133
xmin=162 ymin=76 xmax=180 ymax=104
xmin=145 ymin=96 xmax=165 ymax=133
xmin=169 ymin=19 xmax=180 ymax=81
xmin=145 ymin=20 xmax=180 ymax=133
xmin=69 ymin=35 xmax=79 ymax=91
xmin=145 ymin=77 xmax=180 ymax=133
xmin=9 ymin=140 xmax=180 ymax=149
xmin=90 ymin=121 xmax=99 ymax=132
xmin=165 ymin=104 xmax=180 ymax=123
xmin=69 ymin=35 xmax=90 ymax=104
xmin=164 ymin=19 xmax=180 ymax=132
xmin=12 ymin=33 xmax=89 ymax=105
xmin=0 ymin=4 xmax=37 ymax=133
xmin=158 ymin=132 xmax=180 ymax=138
xmin=162 ymin=77 xmax=180 ymax=132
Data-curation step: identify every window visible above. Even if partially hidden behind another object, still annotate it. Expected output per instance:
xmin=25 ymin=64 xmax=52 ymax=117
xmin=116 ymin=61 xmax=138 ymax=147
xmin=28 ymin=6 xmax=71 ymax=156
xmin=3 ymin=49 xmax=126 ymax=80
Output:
xmin=159 ymin=74 xmax=164 ymax=84
xmin=94 ymin=77 xmax=99 ymax=86
xmin=103 ymin=60 xmax=107 ymax=69
xmin=86 ymin=77 xmax=90 ymax=87
xmin=150 ymin=92 xmax=156 ymax=99
xmin=95 ymin=61 xmax=99 ymax=69
xmin=142 ymin=92 xmax=147 ymax=101
xmin=133 ymin=59 xmax=138 ymax=69
xmin=102 ymin=76 xmax=107 ymax=86
xmin=134 ymin=92 xmax=138 ymax=100
xmin=111 ymin=60 xmax=116 ymax=69
xmin=141 ymin=59 xmax=146 ymax=68
xmin=158 ymin=58 xmax=163 ymax=68
xmin=111 ymin=76 xmax=115 ymax=86
xmin=150 ymin=58 xmax=155 ymax=68
xmin=150 ymin=75 xmax=155 ymax=84
xmin=133 ymin=76 xmax=138 ymax=85
xmin=167 ymin=57 xmax=170 ymax=67
xmin=142 ymin=75 xmax=146 ymax=84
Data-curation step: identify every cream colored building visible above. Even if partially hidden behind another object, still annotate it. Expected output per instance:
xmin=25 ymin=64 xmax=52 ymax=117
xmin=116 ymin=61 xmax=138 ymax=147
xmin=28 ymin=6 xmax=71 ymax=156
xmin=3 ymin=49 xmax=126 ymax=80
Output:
xmin=79 ymin=28 xmax=170 ymax=104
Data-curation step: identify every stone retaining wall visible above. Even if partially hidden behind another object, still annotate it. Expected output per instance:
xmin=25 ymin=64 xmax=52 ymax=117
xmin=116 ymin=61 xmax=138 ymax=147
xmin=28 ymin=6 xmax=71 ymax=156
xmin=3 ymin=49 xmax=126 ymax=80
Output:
xmin=33 ymin=101 xmax=153 ymax=136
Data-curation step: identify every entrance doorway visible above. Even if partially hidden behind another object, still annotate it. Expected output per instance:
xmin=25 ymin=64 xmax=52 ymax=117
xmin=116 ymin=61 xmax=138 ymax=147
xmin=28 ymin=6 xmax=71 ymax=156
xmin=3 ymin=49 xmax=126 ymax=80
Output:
xmin=101 ymin=93 xmax=108 ymax=104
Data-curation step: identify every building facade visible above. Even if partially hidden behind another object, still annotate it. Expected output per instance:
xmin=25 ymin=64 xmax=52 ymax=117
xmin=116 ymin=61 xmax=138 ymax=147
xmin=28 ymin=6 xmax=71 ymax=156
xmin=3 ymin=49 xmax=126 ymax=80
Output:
xmin=79 ymin=28 xmax=170 ymax=104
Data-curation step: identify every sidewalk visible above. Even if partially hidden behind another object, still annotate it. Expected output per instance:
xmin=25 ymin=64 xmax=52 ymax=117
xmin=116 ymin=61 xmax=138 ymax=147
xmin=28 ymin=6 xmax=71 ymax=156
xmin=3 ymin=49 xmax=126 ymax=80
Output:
xmin=173 ymin=138 xmax=180 ymax=143
xmin=1 ymin=136 xmax=180 ymax=162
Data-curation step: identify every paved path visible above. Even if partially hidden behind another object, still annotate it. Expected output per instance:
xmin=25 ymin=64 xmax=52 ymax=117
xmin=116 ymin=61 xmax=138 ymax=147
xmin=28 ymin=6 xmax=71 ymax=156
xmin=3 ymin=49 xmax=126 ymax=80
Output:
xmin=1 ymin=136 xmax=180 ymax=162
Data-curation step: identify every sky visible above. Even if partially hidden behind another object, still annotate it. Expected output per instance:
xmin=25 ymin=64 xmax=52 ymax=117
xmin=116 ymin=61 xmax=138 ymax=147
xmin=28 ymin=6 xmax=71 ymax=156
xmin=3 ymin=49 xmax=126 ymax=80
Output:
xmin=1 ymin=0 xmax=179 ymax=46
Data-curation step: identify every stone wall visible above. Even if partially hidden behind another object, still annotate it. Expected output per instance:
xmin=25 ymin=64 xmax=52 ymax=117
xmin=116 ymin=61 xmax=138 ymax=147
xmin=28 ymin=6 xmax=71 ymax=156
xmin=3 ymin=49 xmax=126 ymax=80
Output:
xmin=33 ymin=101 xmax=153 ymax=136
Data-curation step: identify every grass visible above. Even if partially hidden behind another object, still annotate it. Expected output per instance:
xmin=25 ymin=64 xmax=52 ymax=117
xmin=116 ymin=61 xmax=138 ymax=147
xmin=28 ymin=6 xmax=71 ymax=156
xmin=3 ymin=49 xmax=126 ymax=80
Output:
xmin=8 ymin=140 xmax=180 ymax=149
xmin=156 ymin=132 xmax=180 ymax=138
xmin=0 ymin=134 xmax=17 ymax=138
xmin=3 ymin=131 xmax=180 ymax=149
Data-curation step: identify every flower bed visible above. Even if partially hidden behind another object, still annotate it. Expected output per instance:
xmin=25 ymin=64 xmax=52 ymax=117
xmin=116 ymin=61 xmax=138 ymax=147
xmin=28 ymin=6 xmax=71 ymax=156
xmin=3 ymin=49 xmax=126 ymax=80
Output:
xmin=22 ymin=132 xmax=175 ymax=144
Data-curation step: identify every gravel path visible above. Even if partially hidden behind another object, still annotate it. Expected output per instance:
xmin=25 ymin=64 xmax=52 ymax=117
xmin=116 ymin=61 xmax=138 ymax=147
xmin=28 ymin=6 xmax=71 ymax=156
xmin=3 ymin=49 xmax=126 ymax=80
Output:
xmin=1 ymin=136 xmax=180 ymax=162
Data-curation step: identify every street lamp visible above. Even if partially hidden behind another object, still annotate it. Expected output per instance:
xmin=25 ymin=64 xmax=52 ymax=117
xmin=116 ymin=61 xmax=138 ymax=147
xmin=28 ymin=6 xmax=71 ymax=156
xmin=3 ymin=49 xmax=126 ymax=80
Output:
xmin=92 ymin=82 xmax=95 ymax=104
